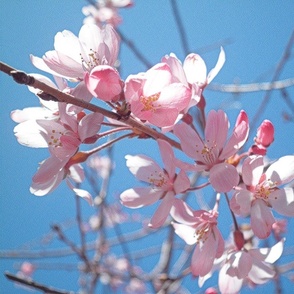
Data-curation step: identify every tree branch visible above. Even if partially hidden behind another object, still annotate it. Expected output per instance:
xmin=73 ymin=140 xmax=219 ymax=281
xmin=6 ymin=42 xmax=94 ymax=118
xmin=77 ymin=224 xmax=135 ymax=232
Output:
xmin=5 ymin=272 xmax=73 ymax=294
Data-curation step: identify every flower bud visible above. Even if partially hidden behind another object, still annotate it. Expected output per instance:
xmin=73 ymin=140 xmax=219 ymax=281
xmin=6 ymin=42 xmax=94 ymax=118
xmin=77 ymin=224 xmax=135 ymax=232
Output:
xmin=85 ymin=65 xmax=123 ymax=102
xmin=255 ymin=119 xmax=274 ymax=147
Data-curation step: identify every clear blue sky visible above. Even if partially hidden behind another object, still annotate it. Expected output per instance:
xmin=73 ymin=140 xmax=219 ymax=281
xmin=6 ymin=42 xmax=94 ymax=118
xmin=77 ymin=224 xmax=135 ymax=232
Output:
xmin=1 ymin=1 xmax=294 ymax=293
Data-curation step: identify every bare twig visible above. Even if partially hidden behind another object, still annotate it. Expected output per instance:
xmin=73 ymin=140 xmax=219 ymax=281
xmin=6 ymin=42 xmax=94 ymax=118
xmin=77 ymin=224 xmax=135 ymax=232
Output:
xmin=250 ymin=30 xmax=294 ymax=130
xmin=170 ymin=0 xmax=189 ymax=56
xmin=5 ymin=272 xmax=73 ymax=294
xmin=208 ymin=78 xmax=294 ymax=93
xmin=117 ymin=29 xmax=153 ymax=69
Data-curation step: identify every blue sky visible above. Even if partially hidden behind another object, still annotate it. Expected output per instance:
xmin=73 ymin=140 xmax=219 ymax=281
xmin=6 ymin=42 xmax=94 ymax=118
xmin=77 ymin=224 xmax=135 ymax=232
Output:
xmin=1 ymin=1 xmax=294 ymax=293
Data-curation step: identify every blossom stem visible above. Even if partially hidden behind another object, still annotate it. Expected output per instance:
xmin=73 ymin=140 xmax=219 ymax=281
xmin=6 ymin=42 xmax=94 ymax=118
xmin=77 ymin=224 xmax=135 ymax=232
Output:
xmin=186 ymin=181 xmax=210 ymax=191
xmin=224 ymin=192 xmax=239 ymax=231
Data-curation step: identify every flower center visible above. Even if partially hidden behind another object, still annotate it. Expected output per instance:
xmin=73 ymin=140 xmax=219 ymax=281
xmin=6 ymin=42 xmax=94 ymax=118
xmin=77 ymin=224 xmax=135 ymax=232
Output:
xmin=140 ymin=92 xmax=161 ymax=112
xmin=80 ymin=49 xmax=100 ymax=72
xmin=48 ymin=129 xmax=63 ymax=148
xmin=255 ymin=180 xmax=276 ymax=202
xmin=195 ymin=224 xmax=210 ymax=244
xmin=148 ymin=170 xmax=168 ymax=188
xmin=195 ymin=141 xmax=218 ymax=167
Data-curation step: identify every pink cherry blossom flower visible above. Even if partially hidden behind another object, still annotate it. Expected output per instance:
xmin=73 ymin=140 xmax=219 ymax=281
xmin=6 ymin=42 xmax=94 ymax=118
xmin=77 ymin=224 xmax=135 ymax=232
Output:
xmin=218 ymin=238 xmax=284 ymax=294
xmin=161 ymin=53 xmax=202 ymax=118
xmin=174 ymin=109 xmax=249 ymax=192
xmin=120 ymin=139 xmax=190 ymax=228
xmin=13 ymin=102 xmax=104 ymax=159
xmin=171 ymin=198 xmax=224 ymax=277
xmin=82 ymin=0 xmax=133 ymax=27
xmin=230 ymin=155 xmax=294 ymax=239
xmin=30 ymin=24 xmax=120 ymax=83
xmin=124 ymin=62 xmax=192 ymax=128
xmin=31 ymin=155 xmax=93 ymax=205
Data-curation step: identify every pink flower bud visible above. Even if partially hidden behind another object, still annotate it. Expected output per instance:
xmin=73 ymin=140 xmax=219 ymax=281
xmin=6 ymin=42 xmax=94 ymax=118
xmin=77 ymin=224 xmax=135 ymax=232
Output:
xmin=85 ymin=65 xmax=123 ymax=102
xmin=255 ymin=119 xmax=274 ymax=147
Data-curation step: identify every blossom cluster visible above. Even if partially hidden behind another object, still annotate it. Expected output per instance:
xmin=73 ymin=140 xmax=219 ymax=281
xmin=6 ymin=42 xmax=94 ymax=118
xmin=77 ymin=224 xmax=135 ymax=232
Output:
xmin=9 ymin=7 xmax=294 ymax=293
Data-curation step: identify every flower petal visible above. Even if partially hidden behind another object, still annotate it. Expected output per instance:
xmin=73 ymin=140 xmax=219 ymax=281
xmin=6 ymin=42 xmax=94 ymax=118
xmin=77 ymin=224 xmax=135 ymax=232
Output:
xmin=269 ymin=188 xmax=294 ymax=217
xmin=251 ymin=199 xmax=275 ymax=239
xmin=266 ymin=155 xmax=294 ymax=185
xmin=120 ymin=187 xmax=162 ymax=208
xmin=210 ymin=163 xmax=239 ymax=192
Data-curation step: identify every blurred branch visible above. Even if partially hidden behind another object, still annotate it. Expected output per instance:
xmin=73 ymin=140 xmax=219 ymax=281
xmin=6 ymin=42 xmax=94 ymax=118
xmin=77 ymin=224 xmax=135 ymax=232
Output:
xmin=5 ymin=272 xmax=73 ymax=294
xmin=170 ymin=0 xmax=189 ymax=55
xmin=117 ymin=29 xmax=153 ymax=69
xmin=250 ymin=30 xmax=294 ymax=130
xmin=208 ymin=78 xmax=294 ymax=93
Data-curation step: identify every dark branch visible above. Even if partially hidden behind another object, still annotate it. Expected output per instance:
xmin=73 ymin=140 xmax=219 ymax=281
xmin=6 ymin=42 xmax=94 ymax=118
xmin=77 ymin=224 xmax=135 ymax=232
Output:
xmin=5 ymin=272 xmax=73 ymax=294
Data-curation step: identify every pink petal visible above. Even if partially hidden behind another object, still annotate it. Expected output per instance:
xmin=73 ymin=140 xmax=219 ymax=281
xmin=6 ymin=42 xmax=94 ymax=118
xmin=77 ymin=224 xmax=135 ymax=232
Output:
xmin=249 ymin=238 xmax=284 ymax=264
xmin=148 ymin=107 xmax=179 ymax=128
xmin=265 ymin=155 xmax=294 ymax=185
xmin=251 ymin=199 xmax=275 ymax=239
xmin=170 ymin=198 xmax=198 ymax=225
xmin=247 ymin=259 xmax=275 ymax=284
xmin=149 ymin=191 xmax=174 ymax=228
xmin=207 ymin=47 xmax=225 ymax=84
xmin=85 ymin=66 xmax=122 ymax=101
xmin=174 ymin=169 xmax=190 ymax=194
xmin=269 ymin=188 xmax=294 ymax=217
xmin=172 ymin=222 xmax=197 ymax=245
xmin=226 ymin=251 xmax=252 ymax=279
xmin=125 ymin=154 xmax=163 ymax=183
xmin=13 ymin=120 xmax=49 ymax=148
xmin=120 ymin=187 xmax=162 ymax=208
xmin=220 ymin=111 xmax=249 ymax=160
xmin=191 ymin=231 xmax=218 ymax=276
xmin=144 ymin=63 xmax=172 ymax=96
xmin=209 ymin=163 xmax=239 ymax=192
xmin=241 ymin=155 xmax=264 ymax=186
xmin=230 ymin=190 xmax=252 ymax=216
xmin=173 ymin=123 xmax=204 ymax=161
xmin=157 ymin=83 xmax=191 ymax=110
xmin=205 ymin=109 xmax=228 ymax=151
xmin=219 ymin=263 xmax=243 ymax=294
xmin=183 ymin=53 xmax=207 ymax=85
xmin=78 ymin=112 xmax=103 ymax=141
xmin=158 ymin=139 xmax=175 ymax=179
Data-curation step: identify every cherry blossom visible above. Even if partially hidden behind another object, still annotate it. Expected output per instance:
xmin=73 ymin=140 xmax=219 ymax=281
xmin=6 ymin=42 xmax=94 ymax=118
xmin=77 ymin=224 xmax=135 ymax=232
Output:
xmin=171 ymin=198 xmax=224 ymax=277
xmin=30 ymin=23 xmax=120 ymax=83
xmin=30 ymin=155 xmax=93 ymax=205
xmin=218 ymin=238 xmax=284 ymax=294
xmin=124 ymin=62 xmax=192 ymax=128
xmin=13 ymin=102 xmax=103 ymax=159
xmin=120 ymin=139 xmax=190 ymax=228
xmin=230 ymin=155 xmax=294 ymax=239
xmin=174 ymin=109 xmax=249 ymax=192
xmin=82 ymin=0 xmax=133 ymax=27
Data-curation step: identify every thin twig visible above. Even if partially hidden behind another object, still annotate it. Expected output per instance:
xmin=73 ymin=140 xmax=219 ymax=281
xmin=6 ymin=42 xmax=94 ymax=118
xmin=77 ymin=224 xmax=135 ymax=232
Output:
xmin=208 ymin=78 xmax=294 ymax=93
xmin=117 ymin=29 xmax=153 ymax=69
xmin=5 ymin=272 xmax=73 ymax=294
xmin=170 ymin=0 xmax=189 ymax=56
xmin=250 ymin=30 xmax=294 ymax=130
